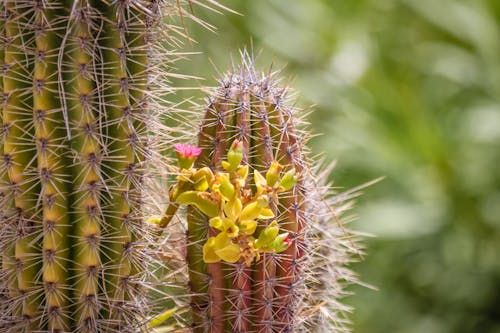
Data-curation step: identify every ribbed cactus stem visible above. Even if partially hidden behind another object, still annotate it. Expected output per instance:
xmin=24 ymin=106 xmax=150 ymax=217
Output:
xmin=270 ymin=94 xmax=306 ymax=330
xmin=66 ymin=1 xmax=102 ymax=330
xmin=3 ymin=1 xmax=40 ymax=328
xmin=187 ymin=66 xmax=305 ymax=333
xmin=33 ymin=2 xmax=71 ymax=330
xmin=174 ymin=58 xmax=359 ymax=333
xmin=207 ymin=89 xmax=235 ymax=332
xmin=187 ymin=107 xmax=215 ymax=332
xmin=250 ymin=91 xmax=278 ymax=333
xmin=0 ymin=3 xmax=17 ymax=312
xmin=230 ymin=89 xmax=251 ymax=333
xmin=1 ymin=0 xmax=220 ymax=331
xmin=100 ymin=1 xmax=146 ymax=330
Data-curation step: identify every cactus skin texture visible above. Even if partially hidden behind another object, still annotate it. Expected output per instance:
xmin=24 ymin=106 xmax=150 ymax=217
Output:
xmin=175 ymin=55 xmax=362 ymax=333
xmin=0 ymin=0 xmax=227 ymax=332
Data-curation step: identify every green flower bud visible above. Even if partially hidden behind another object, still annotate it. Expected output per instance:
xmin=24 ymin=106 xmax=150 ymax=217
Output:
xmin=279 ymin=168 xmax=298 ymax=191
xmin=225 ymin=140 xmax=243 ymax=172
xmin=271 ymin=232 xmax=291 ymax=253
xmin=255 ymin=221 xmax=280 ymax=249
xmin=213 ymin=173 xmax=235 ymax=200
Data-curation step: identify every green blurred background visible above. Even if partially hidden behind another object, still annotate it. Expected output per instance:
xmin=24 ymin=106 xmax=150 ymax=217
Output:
xmin=172 ymin=1 xmax=500 ymax=332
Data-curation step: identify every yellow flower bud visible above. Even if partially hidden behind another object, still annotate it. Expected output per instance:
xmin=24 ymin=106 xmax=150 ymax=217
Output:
xmin=192 ymin=167 xmax=214 ymax=191
xmin=266 ymin=161 xmax=283 ymax=187
xmin=258 ymin=208 xmax=274 ymax=219
xmin=236 ymin=165 xmax=249 ymax=181
xmin=241 ymin=200 xmax=264 ymax=221
xmin=209 ymin=216 xmax=225 ymax=232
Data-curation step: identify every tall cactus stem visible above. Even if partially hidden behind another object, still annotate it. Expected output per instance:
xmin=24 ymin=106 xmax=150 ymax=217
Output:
xmin=3 ymin=1 xmax=40 ymax=329
xmin=99 ymin=2 xmax=136 ymax=327
xmin=33 ymin=1 xmax=72 ymax=330
xmin=65 ymin=1 xmax=103 ymax=330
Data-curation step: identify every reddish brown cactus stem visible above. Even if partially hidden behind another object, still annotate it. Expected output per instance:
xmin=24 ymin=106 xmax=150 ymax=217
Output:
xmin=188 ymin=99 xmax=217 ymax=332
xmin=229 ymin=85 xmax=251 ymax=333
xmin=208 ymin=84 xmax=237 ymax=333
xmin=185 ymin=58 xmax=360 ymax=333
xmin=271 ymin=91 xmax=307 ymax=331
xmin=251 ymin=88 xmax=278 ymax=333
xmin=191 ymin=88 xmax=235 ymax=332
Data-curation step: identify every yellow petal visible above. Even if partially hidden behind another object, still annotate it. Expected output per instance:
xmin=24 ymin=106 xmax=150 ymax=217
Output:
xmin=203 ymin=237 xmax=220 ymax=263
xmin=224 ymin=197 xmax=242 ymax=220
xmin=240 ymin=220 xmax=257 ymax=235
xmin=258 ymin=208 xmax=274 ymax=219
xmin=240 ymin=201 xmax=261 ymax=221
xmin=237 ymin=165 xmax=249 ymax=180
xmin=254 ymin=170 xmax=267 ymax=195
xmin=209 ymin=217 xmax=225 ymax=232
xmin=215 ymin=243 xmax=241 ymax=263
xmin=221 ymin=161 xmax=231 ymax=171
xmin=218 ymin=173 xmax=235 ymax=200
xmin=225 ymin=224 xmax=239 ymax=238
xmin=214 ymin=231 xmax=232 ymax=249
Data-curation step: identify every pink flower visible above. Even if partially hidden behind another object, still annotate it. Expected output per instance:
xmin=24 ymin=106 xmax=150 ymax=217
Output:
xmin=174 ymin=143 xmax=202 ymax=169
xmin=174 ymin=143 xmax=202 ymax=158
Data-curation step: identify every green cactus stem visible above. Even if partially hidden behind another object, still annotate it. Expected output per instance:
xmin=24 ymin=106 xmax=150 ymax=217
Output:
xmin=3 ymin=1 xmax=40 ymax=329
xmin=0 ymin=0 xmax=227 ymax=331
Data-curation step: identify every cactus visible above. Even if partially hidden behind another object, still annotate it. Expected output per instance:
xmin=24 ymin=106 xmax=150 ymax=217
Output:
xmin=159 ymin=56 xmax=362 ymax=332
xmin=0 ymin=0 xmax=227 ymax=331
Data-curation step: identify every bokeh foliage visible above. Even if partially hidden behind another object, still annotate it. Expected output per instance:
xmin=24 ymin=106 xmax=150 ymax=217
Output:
xmin=172 ymin=0 xmax=500 ymax=332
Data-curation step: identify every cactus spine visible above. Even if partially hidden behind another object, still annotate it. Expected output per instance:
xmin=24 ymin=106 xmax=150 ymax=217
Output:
xmin=0 ymin=0 xmax=222 ymax=331
xmin=162 ymin=56 xmax=361 ymax=332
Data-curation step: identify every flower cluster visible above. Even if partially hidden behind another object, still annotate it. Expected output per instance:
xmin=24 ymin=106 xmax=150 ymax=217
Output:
xmin=155 ymin=141 xmax=297 ymax=266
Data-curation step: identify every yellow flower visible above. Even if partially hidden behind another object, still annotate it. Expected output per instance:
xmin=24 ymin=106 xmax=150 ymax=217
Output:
xmin=214 ymin=232 xmax=241 ymax=263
